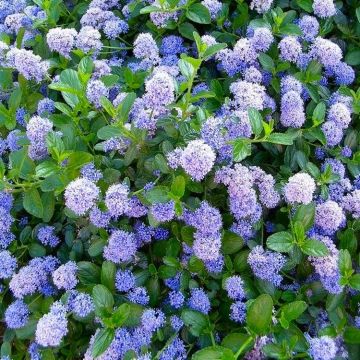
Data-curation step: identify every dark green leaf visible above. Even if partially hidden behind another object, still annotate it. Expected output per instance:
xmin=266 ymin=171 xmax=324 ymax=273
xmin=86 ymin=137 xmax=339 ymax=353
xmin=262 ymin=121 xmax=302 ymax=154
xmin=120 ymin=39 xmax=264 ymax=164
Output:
xmin=280 ymin=301 xmax=307 ymax=322
xmin=345 ymin=50 xmax=360 ymax=66
xmin=23 ymin=188 xmax=43 ymax=218
xmin=221 ymin=333 xmax=253 ymax=354
xmin=29 ymin=243 xmax=46 ymax=257
xmin=158 ymin=265 xmax=178 ymax=279
xmin=296 ymin=0 xmax=313 ymax=12
xmin=178 ymin=22 xmax=197 ymax=40
xmin=77 ymin=261 xmax=101 ymax=285
xmin=41 ymin=192 xmax=55 ymax=222
xmin=222 ymin=231 xmax=244 ymax=254
xmin=181 ymin=309 xmax=208 ymax=336
xmin=192 ymin=346 xmax=235 ymax=360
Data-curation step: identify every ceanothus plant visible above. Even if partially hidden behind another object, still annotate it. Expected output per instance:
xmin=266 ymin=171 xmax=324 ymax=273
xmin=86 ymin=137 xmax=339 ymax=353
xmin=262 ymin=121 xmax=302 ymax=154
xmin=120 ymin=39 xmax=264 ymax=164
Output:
xmin=0 ymin=0 xmax=359 ymax=359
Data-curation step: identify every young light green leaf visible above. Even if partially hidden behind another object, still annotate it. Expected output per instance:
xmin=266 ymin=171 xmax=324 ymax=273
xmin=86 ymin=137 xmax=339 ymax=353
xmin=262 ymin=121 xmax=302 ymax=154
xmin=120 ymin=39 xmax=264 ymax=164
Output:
xmin=301 ymin=239 xmax=329 ymax=257
xmin=248 ymin=108 xmax=263 ymax=136
xmin=186 ymin=4 xmax=211 ymax=24
xmin=247 ymin=294 xmax=273 ymax=335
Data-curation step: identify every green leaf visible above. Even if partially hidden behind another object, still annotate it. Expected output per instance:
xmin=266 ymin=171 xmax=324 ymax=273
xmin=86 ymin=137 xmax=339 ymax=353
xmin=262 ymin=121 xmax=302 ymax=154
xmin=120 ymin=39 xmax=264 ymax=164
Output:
xmin=203 ymin=43 xmax=227 ymax=59
xmin=344 ymin=327 xmax=360 ymax=344
xmin=97 ymin=125 xmax=124 ymax=140
xmin=101 ymin=75 xmax=119 ymax=87
xmin=280 ymin=301 xmax=307 ymax=323
xmin=101 ymin=96 xmax=116 ymax=117
xmin=345 ymin=50 xmax=360 ymax=66
xmin=248 ymin=108 xmax=263 ymax=136
xmin=267 ymin=232 xmax=294 ymax=252
xmin=155 ymin=154 xmax=170 ymax=174
xmin=101 ymin=261 xmax=116 ymax=292
xmin=110 ymin=304 xmax=130 ymax=327
xmin=121 ymin=303 xmax=144 ymax=327
xmin=293 ymin=203 xmax=315 ymax=230
xmin=262 ymin=343 xmax=287 ymax=359
xmin=301 ymin=239 xmax=329 ymax=257
xmin=9 ymin=148 xmax=35 ymax=179
xmin=60 ymin=69 xmax=83 ymax=90
xmin=178 ymin=22 xmax=197 ymax=40
xmin=296 ymin=0 xmax=313 ymax=12
xmin=221 ymin=333 xmax=253 ymax=354
xmin=140 ymin=5 xmax=160 ymax=14
xmin=171 ymin=175 xmax=186 ymax=198
xmin=91 ymin=328 xmax=115 ymax=358
xmin=339 ymin=249 xmax=353 ymax=276
xmin=247 ymin=294 xmax=273 ymax=335
xmin=258 ymin=53 xmax=275 ymax=71
xmin=1 ymin=342 xmax=11 ymax=358
xmin=8 ymin=87 xmax=22 ymax=111
xmin=232 ymin=138 xmax=251 ymax=162
xmin=77 ymin=261 xmax=101 ymax=285
xmin=312 ymin=102 xmax=326 ymax=124
xmin=88 ymin=238 xmax=106 ymax=257
xmin=66 ymin=152 xmax=93 ymax=172
xmin=186 ymin=4 xmax=211 ymax=24
xmin=266 ymin=132 xmax=299 ymax=145
xmin=349 ymin=274 xmax=360 ymax=290
xmin=41 ymin=192 xmax=55 ymax=222
xmin=23 ymin=188 xmax=43 ymax=218
xmin=179 ymin=59 xmax=195 ymax=79
xmin=222 ymin=231 xmax=244 ymax=254
xmin=279 ymin=24 xmax=302 ymax=35
xmin=356 ymin=7 xmax=360 ymax=23
xmin=15 ymin=319 xmax=37 ymax=339
xmin=117 ymin=92 xmax=136 ymax=122
xmin=181 ymin=309 xmax=208 ymax=336
xmin=92 ymin=284 xmax=114 ymax=311
xmin=29 ymin=243 xmax=46 ymax=257
xmin=144 ymin=186 xmax=169 ymax=204
xmin=35 ymin=161 xmax=59 ymax=178
xmin=192 ymin=346 xmax=235 ymax=360
xmin=158 ymin=265 xmax=178 ymax=279
xmin=78 ymin=56 xmax=94 ymax=75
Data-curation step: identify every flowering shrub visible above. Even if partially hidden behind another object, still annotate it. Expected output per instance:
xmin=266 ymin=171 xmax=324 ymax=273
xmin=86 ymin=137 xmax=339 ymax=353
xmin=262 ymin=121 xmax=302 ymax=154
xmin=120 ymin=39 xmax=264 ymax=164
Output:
xmin=0 ymin=0 xmax=360 ymax=359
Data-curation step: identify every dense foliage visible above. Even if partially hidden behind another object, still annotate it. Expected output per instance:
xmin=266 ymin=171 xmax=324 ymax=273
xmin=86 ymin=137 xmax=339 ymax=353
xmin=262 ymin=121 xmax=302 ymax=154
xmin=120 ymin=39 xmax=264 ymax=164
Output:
xmin=0 ymin=0 xmax=360 ymax=359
